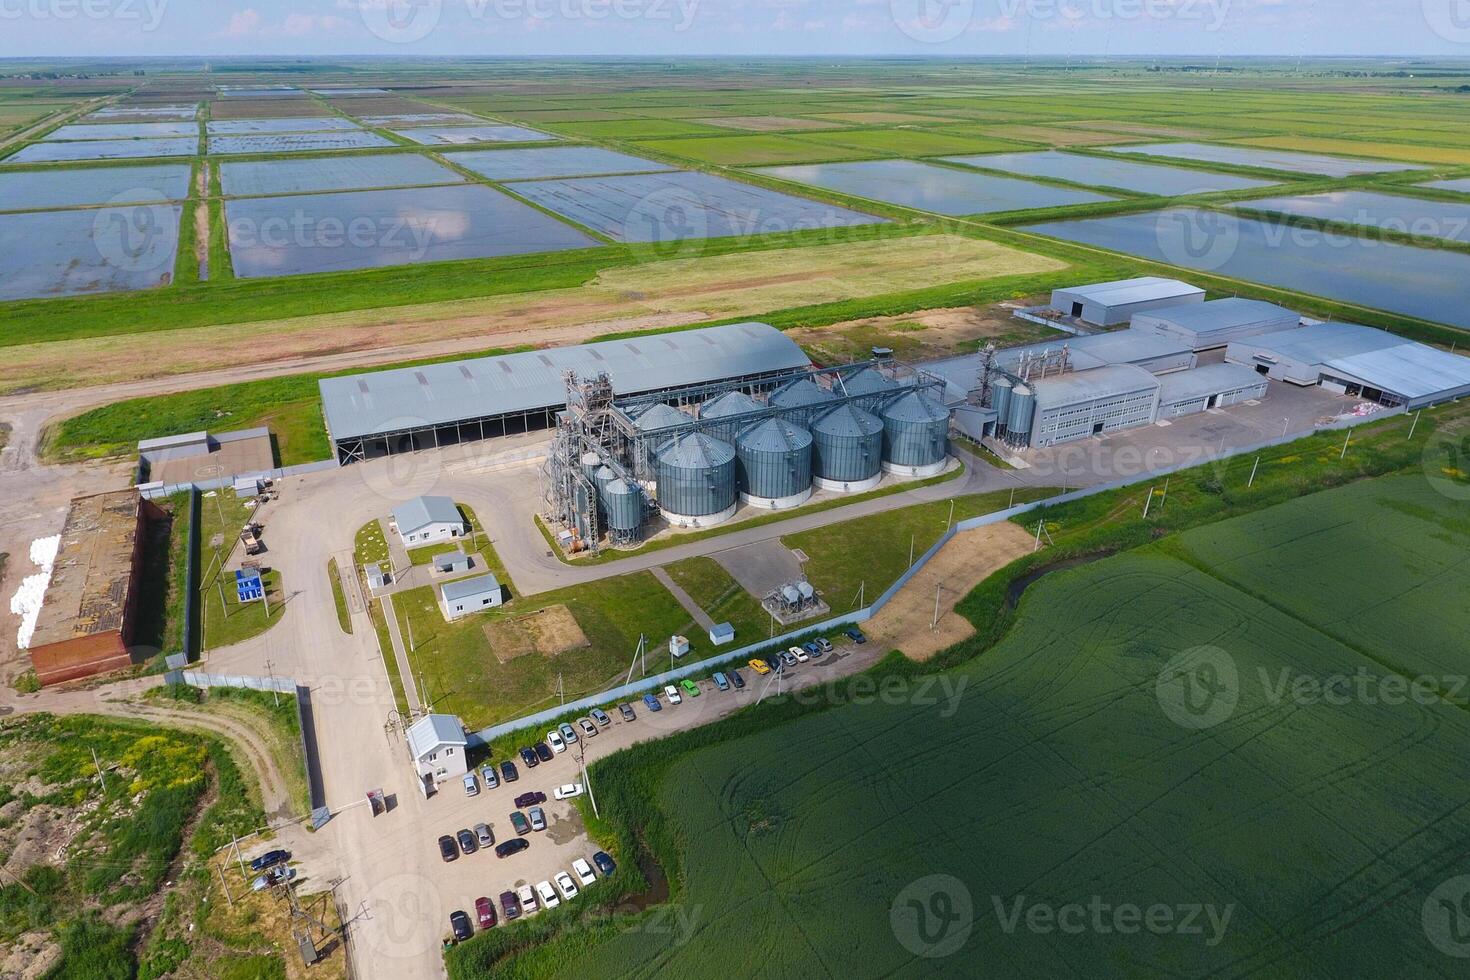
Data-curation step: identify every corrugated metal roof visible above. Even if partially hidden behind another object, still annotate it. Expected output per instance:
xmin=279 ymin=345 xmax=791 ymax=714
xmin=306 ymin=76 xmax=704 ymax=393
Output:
xmin=1157 ymin=363 xmax=1267 ymax=404
xmin=633 ymin=403 xmax=691 ymax=431
xmin=441 ymin=572 xmax=501 ymax=602
xmin=406 ymin=713 xmax=467 ymax=758
xmin=770 ymin=377 xmax=835 ymax=408
xmin=660 ymin=432 xmax=735 ymax=468
xmin=881 ymin=389 xmax=949 ymax=423
xmin=814 ymin=403 xmax=883 ymax=436
xmin=996 ymin=328 xmax=1191 ymax=372
xmin=1032 ymin=364 xmax=1161 ymax=409
xmin=320 ymin=322 xmax=809 ymax=441
xmin=391 ymin=495 xmax=461 ymax=536
xmin=1240 ymin=322 xmax=1397 ymax=364
xmin=838 ymin=366 xmax=899 ymax=396
xmin=1133 ymin=298 xmax=1298 ymax=336
xmin=1325 ymin=344 xmax=1470 ymax=400
xmin=737 ymin=417 xmax=812 ymax=453
xmin=1055 ymin=276 xmax=1203 ymax=306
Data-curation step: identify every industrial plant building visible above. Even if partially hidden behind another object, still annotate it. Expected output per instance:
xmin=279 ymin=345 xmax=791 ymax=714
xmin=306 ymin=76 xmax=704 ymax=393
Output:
xmin=1132 ymin=298 xmax=1301 ymax=351
xmin=1048 ymin=277 xmax=1204 ymax=326
xmin=319 ymin=322 xmax=811 ymax=464
xmin=1226 ymin=322 xmax=1470 ymax=409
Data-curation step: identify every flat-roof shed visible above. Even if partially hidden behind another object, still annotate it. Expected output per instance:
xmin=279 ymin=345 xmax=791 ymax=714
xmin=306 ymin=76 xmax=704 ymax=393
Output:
xmin=319 ymin=322 xmax=810 ymax=464
xmin=1226 ymin=322 xmax=1470 ymax=409
xmin=441 ymin=573 xmax=503 ymax=620
xmin=1049 ymin=277 xmax=1205 ymax=326
xmin=1132 ymin=298 xmax=1301 ymax=351
xmin=1157 ymin=362 xmax=1270 ymax=418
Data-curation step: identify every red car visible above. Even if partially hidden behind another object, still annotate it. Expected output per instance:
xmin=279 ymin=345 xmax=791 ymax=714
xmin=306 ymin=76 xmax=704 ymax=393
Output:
xmin=513 ymin=790 xmax=547 ymax=809
xmin=475 ymin=896 xmax=497 ymax=929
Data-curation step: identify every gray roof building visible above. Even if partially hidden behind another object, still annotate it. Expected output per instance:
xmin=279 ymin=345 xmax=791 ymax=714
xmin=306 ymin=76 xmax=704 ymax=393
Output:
xmin=1132 ymin=298 xmax=1301 ymax=351
xmin=406 ymin=713 xmax=467 ymax=760
xmin=442 ymin=572 xmax=501 ymax=604
xmin=391 ymin=495 xmax=463 ymax=538
xmin=1049 ymin=277 xmax=1205 ymax=326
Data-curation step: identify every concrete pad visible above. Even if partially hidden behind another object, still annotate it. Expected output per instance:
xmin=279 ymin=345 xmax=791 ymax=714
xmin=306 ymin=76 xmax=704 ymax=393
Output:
xmin=713 ymin=539 xmax=805 ymax=599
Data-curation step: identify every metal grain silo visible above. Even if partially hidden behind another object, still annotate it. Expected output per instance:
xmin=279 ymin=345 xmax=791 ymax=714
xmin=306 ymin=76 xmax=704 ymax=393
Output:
xmin=699 ymin=390 xmax=762 ymax=442
xmin=769 ymin=377 xmax=835 ymax=423
xmin=580 ymin=451 xmax=603 ymax=482
xmin=601 ymin=478 xmax=643 ymax=541
xmin=880 ymin=390 xmax=950 ymax=477
xmin=656 ymin=433 xmax=738 ymax=528
xmin=840 ymin=366 xmax=900 ymax=407
xmin=1006 ymin=384 xmax=1035 ymax=448
xmin=735 ymin=417 xmax=813 ymax=510
xmin=990 ymin=376 xmax=1013 ymax=437
xmin=593 ymin=464 xmax=617 ymax=500
xmin=811 ymin=404 xmax=883 ymax=493
xmin=633 ymin=402 xmax=692 ymax=477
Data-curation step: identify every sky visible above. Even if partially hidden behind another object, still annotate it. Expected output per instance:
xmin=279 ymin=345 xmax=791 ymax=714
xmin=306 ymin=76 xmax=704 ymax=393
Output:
xmin=1 ymin=0 xmax=1469 ymax=59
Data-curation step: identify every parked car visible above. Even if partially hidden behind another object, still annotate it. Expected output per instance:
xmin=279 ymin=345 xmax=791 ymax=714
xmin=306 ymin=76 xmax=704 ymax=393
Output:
xmin=499 ymin=890 xmax=521 ymax=921
xmin=680 ymin=678 xmax=700 ymax=697
xmin=514 ymin=790 xmax=547 ymax=808
xmin=249 ymin=849 xmax=290 ymax=872
xmin=765 ymin=655 xmax=783 ymax=673
xmin=463 ymin=772 xmax=480 ymax=796
xmin=729 ymin=669 xmax=746 ymax=690
xmin=480 ymin=764 xmax=499 ymax=789
xmin=559 ymin=722 xmax=579 ymax=744
xmin=642 ymin=693 xmax=662 ymax=712
xmin=534 ymin=742 xmax=554 ymax=763
xmin=554 ymin=783 xmax=584 ymax=800
xmin=845 ymin=626 xmax=867 ymax=644
xmin=457 ymin=828 xmax=478 ymax=855
xmin=554 ymin=871 xmax=579 ymax=901
xmin=517 ymin=883 xmax=538 ymax=914
xmin=815 ymin=637 xmax=834 ymax=654
xmin=251 ymin=867 xmax=294 ymax=891
xmin=519 ymin=747 xmax=540 ymax=769
xmin=474 ymin=823 xmax=494 ymax=848
xmin=475 ymin=896 xmax=497 ymax=929
xmin=619 ymin=702 xmax=637 ymax=721
xmin=804 ymin=641 xmax=822 ymax=658
xmin=780 ymin=650 xmax=799 ymax=668
xmin=790 ymin=645 xmax=809 ymax=664
xmin=438 ymin=835 xmax=459 ymax=862
xmin=577 ymin=718 xmax=597 ymax=738
xmin=590 ymin=707 xmax=611 ymax=727
xmin=546 ymin=729 xmax=566 ymax=753
xmin=572 ymin=857 xmax=597 ymax=887
xmin=592 ymin=851 xmax=617 ymax=876
xmin=500 ymin=760 xmax=519 ymax=783
xmin=449 ymin=910 xmax=473 ymax=943
xmin=495 ymin=838 xmax=529 ymax=859
xmin=664 ymin=684 xmax=682 ymax=705
xmin=713 ymin=671 xmax=730 ymax=691
xmin=510 ymin=811 xmax=531 ymax=836
xmin=528 ymin=806 xmax=546 ymax=832
xmin=748 ymin=658 xmax=771 ymax=675
xmin=536 ymin=880 xmax=560 ymax=910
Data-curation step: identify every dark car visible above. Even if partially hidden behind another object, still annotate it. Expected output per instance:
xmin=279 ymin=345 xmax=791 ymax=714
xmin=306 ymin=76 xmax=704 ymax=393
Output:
xmin=619 ymin=702 xmax=636 ymax=721
xmin=457 ymin=828 xmax=477 ymax=855
xmin=500 ymin=890 xmax=522 ymax=921
xmin=249 ymin=849 xmax=290 ymax=872
xmin=500 ymin=760 xmax=519 ymax=783
xmin=514 ymin=790 xmax=546 ymax=808
xmin=642 ymin=693 xmax=661 ymax=712
xmin=475 ymin=896 xmax=497 ymax=929
xmin=449 ymin=910 xmax=472 ymax=943
xmin=846 ymin=626 xmax=867 ymax=644
xmin=592 ymin=850 xmax=617 ymax=876
xmin=729 ymin=669 xmax=745 ymax=690
xmin=804 ymin=641 xmax=822 ymax=658
xmin=437 ymin=835 xmax=458 ymax=863
xmin=764 ymin=655 xmax=783 ymax=673
xmin=495 ymin=838 xmax=529 ymax=859
xmin=534 ymin=742 xmax=553 ymax=763
xmin=519 ymin=747 xmax=540 ymax=769
xmin=509 ymin=811 xmax=531 ymax=836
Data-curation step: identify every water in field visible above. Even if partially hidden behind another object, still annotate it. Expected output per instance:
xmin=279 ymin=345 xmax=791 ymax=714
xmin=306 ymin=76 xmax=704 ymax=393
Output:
xmin=0 ymin=204 xmax=182 ymax=300
xmin=7 ymin=138 xmax=196 ymax=163
xmin=944 ymin=149 xmax=1278 ymax=196
xmin=85 ymin=104 xmax=198 ymax=122
xmin=0 ymin=164 xmax=191 ymax=212
xmin=1103 ymin=141 xmax=1422 ymax=177
xmin=224 ymin=183 xmax=600 ymax=277
xmin=207 ymin=132 xmax=393 ymax=155
xmin=206 ymin=117 xmax=364 ymax=135
xmin=361 ymin=113 xmax=483 ymax=128
xmin=1020 ymin=207 xmax=1470 ymax=329
xmin=393 ymin=125 xmax=557 ymax=146
xmin=510 ymin=170 xmax=885 ymax=242
xmin=46 ymin=121 xmax=199 ymax=141
xmin=1235 ymin=189 xmax=1470 ymax=244
xmin=1422 ymin=177 xmax=1470 ymax=194
xmin=756 ymin=158 xmax=1115 ymax=215
xmin=220 ymin=154 xmax=464 ymax=197
xmin=452 ymin=146 xmax=674 ymax=181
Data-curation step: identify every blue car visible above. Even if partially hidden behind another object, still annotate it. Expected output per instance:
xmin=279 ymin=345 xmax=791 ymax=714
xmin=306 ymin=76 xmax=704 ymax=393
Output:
xmin=803 ymin=641 xmax=822 ymax=658
xmin=642 ymin=693 xmax=662 ymax=712
xmin=712 ymin=672 xmax=730 ymax=692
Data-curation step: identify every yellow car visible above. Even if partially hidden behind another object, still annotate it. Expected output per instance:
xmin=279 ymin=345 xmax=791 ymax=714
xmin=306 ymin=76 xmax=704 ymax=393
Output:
xmin=748 ymin=658 xmax=771 ymax=675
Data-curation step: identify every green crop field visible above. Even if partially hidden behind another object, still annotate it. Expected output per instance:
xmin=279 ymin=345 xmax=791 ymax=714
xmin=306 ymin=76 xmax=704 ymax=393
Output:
xmin=457 ymin=474 xmax=1470 ymax=978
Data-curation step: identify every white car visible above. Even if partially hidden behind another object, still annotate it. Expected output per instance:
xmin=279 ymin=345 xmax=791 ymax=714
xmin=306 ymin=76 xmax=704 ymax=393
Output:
xmin=664 ymin=684 xmax=682 ymax=705
xmin=554 ymin=871 xmax=579 ymax=901
xmin=517 ymin=883 xmax=539 ymax=914
xmin=790 ymin=645 xmax=809 ymax=664
xmin=546 ymin=729 xmax=566 ymax=754
xmin=536 ymin=880 xmax=560 ymax=909
xmin=554 ymin=783 xmax=585 ymax=801
xmin=571 ymin=858 xmax=597 ymax=887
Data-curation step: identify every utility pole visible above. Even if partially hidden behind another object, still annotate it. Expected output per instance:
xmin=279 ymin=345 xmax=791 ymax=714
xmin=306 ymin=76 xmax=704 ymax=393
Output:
xmin=1033 ymin=519 xmax=1044 ymax=552
xmin=931 ymin=582 xmax=942 ymax=631
xmin=265 ymin=658 xmax=279 ymax=708
xmin=580 ymin=750 xmax=599 ymax=820
xmin=1408 ymin=410 xmax=1422 ymax=440
xmin=1340 ymin=428 xmax=1352 ymax=460
xmin=908 ymin=534 xmax=915 ymax=569
xmin=1159 ymin=478 xmax=1169 ymax=511
xmin=1143 ymin=485 xmax=1155 ymax=519
xmin=218 ymin=862 xmax=235 ymax=908
xmin=1247 ymin=456 xmax=1260 ymax=488
xmin=946 ymin=499 xmax=955 ymax=531
xmin=90 ymin=747 xmax=107 ymax=793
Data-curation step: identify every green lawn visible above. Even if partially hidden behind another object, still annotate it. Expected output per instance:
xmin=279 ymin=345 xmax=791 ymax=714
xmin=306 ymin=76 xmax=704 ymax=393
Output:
xmin=661 ymin=557 xmax=769 ymax=644
xmin=197 ymin=492 xmax=284 ymax=652
xmin=327 ymin=558 xmax=352 ymax=635
xmin=804 ymin=127 xmax=1031 ymax=157
xmin=130 ymin=491 xmax=194 ymax=662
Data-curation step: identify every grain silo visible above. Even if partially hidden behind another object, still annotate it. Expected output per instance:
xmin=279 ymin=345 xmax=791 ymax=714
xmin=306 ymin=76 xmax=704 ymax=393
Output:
xmin=839 ymin=366 xmax=900 ymax=406
xmin=768 ymin=377 xmax=835 ymax=423
xmin=633 ymin=402 xmax=693 ymax=475
xmin=579 ymin=450 xmax=603 ymax=482
xmin=1006 ymin=384 xmax=1035 ymax=448
xmin=811 ymin=404 xmax=884 ymax=493
xmin=601 ymin=478 xmax=643 ymax=542
xmin=880 ymin=390 xmax=950 ymax=477
xmin=593 ymin=464 xmax=617 ymax=500
xmin=656 ymin=433 xmax=738 ymax=527
xmin=735 ymin=417 xmax=813 ymax=510
xmin=699 ymin=390 xmax=763 ymax=442
xmin=990 ymin=375 xmax=1014 ymax=439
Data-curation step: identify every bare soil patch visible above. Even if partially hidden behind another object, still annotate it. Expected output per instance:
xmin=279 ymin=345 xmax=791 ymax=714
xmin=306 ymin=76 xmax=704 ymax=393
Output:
xmin=786 ymin=298 xmax=1062 ymax=364
xmin=484 ymin=604 xmax=589 ymax=663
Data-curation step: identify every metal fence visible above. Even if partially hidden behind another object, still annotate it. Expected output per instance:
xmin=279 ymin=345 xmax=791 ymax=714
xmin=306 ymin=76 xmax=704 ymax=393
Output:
xmin=138 ymin=458 xmax=338 ymax=499
xmin=163 ymin=669 xmax=297 ymax=693
xmin=181 ymin=488 xmax=200 ymax=662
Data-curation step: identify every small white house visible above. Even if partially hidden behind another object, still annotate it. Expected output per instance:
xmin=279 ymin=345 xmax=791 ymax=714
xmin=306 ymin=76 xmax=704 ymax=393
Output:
xmin=440 ymin=573 xmax=503 ymax=621
xmin=364 ymin=562 xmax=389 ymax=591
xmin=391 ymin=496 xmax=467 ymax=545
xmin=406 ymin=713 xmax=468 ymax=785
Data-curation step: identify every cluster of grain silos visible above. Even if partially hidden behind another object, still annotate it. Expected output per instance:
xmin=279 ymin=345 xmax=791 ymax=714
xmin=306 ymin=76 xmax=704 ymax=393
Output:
xmin=984 ymin=374 xmax=1035 ymax=448
xmin=735 ymin=417 xmax=813 ymax=510
xmin=573 ymin=451 xmax=646 ymax=544
xmin=878 ymin=389 xmax=951 ymax=477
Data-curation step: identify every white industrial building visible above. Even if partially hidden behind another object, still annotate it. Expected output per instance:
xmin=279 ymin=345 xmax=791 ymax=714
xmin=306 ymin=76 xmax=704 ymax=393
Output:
xmin=1048 ymin=277 xmax=1204 ymax=326
xmin=1157 ymin=363 xmax=1270 ymax=418
xmin=1030 ymin=365 xmax=1162 ymax=447
xmin=1226 ymin=323 xmax=1470 ymax=409
xmin=406 ymin=713 xmax=468 ymax=786
xmin=1133 ymin=298 xmax=1301 ymax=352
xmin=441 ymin=572 xmax=503 ymax=621
xmin=391 ymin=495 xmax=466 ymax=545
